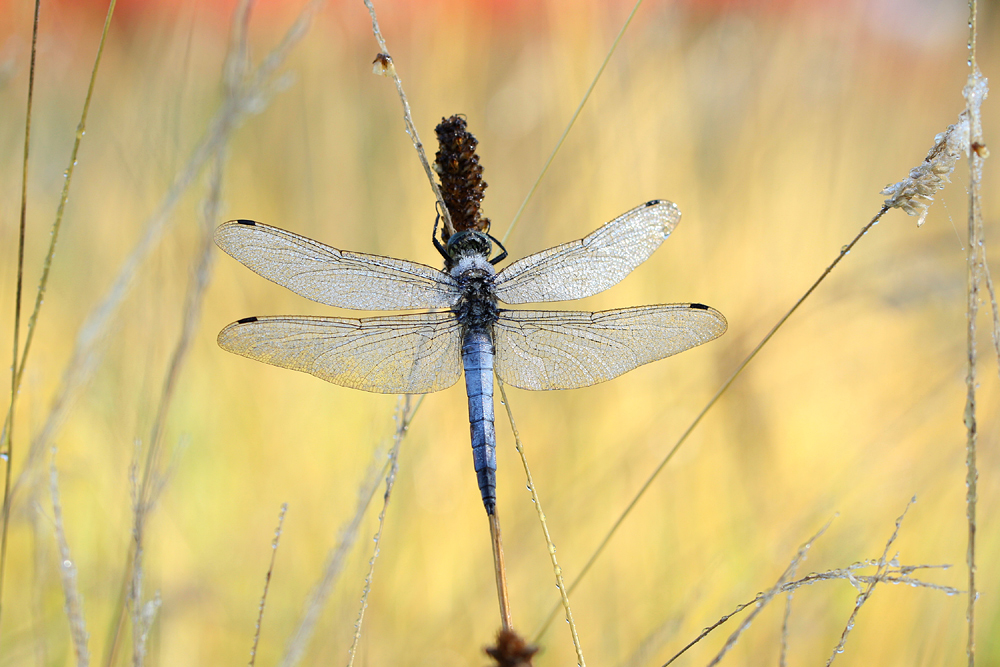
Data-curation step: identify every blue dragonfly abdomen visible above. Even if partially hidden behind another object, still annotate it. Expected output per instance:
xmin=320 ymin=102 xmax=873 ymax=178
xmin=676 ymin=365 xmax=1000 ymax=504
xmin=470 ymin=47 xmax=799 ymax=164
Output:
xmin=463 ymin=327 xmax=497 ymax=513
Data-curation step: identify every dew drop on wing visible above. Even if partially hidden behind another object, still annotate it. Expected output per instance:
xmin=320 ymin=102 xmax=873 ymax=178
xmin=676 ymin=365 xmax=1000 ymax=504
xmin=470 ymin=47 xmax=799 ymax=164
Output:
xmin=0 ymin=452 xmax=7 ymax=462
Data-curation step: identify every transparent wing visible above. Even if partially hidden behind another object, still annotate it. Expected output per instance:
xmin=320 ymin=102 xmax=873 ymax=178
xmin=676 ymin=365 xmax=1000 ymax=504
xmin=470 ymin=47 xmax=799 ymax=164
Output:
xmin=215 ymin=220 xmax=458 ymax=310
xmin=493 ymin=200 xmax=681 ymax=304
xmin=218 ymin=311 xmax=463 ymax=394
xmin=493 ymin=304 xmax=726 ymax=390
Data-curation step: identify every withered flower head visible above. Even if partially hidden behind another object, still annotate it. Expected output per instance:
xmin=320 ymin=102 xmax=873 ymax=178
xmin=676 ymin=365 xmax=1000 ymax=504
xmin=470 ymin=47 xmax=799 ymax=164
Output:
xmin=485 ymin=629 xmax=539 ymax=667
xmin=434 ymin=114 xmax=490 ymax=242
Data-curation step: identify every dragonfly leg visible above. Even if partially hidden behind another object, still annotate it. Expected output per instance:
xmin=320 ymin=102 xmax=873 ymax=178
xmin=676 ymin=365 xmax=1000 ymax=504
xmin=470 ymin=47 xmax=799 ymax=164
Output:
xmin=487 ymin=233 xmax=508 ymax=265
xmin=432 ymin=210 xmax=450 ymax=264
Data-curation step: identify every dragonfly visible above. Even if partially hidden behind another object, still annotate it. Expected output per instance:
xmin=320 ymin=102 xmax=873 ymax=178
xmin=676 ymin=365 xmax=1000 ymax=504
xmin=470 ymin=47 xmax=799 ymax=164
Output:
xmin=215 ymin=199 xmax=727 ymax=516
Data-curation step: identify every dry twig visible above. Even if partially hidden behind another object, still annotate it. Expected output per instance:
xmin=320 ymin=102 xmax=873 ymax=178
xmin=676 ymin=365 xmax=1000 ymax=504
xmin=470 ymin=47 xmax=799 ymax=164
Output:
xmin=49 ymin=451 xmax=90 ymax=667
xmin=498 ymin=380 xmax=585 ymax=666
xmin=250 ymin=504 xmax=288 ymax=667
xmin=347 ymin=396 xmax=411 ymax=667
xmin=362 ymin=0 xmax=454 ymax=236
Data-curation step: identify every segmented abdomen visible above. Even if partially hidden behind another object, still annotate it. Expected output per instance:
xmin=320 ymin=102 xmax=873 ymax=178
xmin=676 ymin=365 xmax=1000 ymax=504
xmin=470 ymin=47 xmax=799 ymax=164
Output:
xmin=462 ymin=327 xmax=497 ymax=514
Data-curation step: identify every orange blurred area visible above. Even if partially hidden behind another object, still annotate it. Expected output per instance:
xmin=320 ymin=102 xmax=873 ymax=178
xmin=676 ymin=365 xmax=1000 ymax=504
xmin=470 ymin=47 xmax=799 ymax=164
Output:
xmin=0 ymin=0 xmax=998 ymax=666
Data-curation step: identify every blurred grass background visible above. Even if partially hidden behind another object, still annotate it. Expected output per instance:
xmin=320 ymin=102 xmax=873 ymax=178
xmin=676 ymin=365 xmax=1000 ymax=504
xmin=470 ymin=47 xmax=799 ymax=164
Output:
xmin=1 ymin=0 xmax=998 ymax=664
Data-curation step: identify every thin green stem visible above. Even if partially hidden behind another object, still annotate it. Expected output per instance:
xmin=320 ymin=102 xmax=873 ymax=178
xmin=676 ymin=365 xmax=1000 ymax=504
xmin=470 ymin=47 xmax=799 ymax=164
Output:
xmin=0 ymin=0 xmax=42 ymax=638
xmin=14 ymin=0 xmax=117 ymax=397
xmin=501 ymin=0 xmax=644 ymax=244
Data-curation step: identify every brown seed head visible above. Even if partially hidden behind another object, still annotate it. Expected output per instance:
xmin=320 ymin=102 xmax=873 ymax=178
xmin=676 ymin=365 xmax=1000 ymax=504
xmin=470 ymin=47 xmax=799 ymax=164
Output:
xmin=434 ymin=115 xmax=490 ymax=241
xmin=484 ymin=629 xmax=539 ymax=667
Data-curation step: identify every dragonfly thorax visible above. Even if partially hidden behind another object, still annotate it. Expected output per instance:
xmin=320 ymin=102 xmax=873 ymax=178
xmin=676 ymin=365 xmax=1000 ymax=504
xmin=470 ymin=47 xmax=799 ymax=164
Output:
xmin=451 ymin=254 xmax=499 ymax=331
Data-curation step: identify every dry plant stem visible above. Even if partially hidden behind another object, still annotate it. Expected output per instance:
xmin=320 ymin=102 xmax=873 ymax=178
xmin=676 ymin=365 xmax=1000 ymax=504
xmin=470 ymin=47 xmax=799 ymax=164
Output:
xmin=0 ymin=0 xmax=41 ymax=638
xmin=672 ymin=523 xmax=827 ymax=667
xmin=661 ymin=599 xmax=757 ymax=665
xmin=704 ymin=522 xmax=831 ymax=667
xmin=663 ymin=567 xmax=956 ymax=666
xmin=362 ymin=0 xmax=454 ymax=237
xmin=489 ymin=511 xmax=513 ymax=631
xmin=10 ymin=0 xmax=323 ymax=512
xmin=250 ymin=504 xmax=288 ymax=667
xmin=497 ymin=380 xmax=585 ymax=667
xmin=279 ymin=455 xmax=389 ymax=667
xmin=347 ymin=396 xmax=409 ymax=667
xmin=964 ymin=7 xmax=984 ymax=665
xmin=49 ymin=451 xmax=90 ymax=667
xmin=969 ymin=0 xmax=978 ymax=71
xmin=101 ymin=4 xmax=265 ymax=661
xmin=144 ymin=0 xmax=252 ymax=492
xmin=825 ymin=498 xmax=914 ymax=665
xmin=963 ymin=88 xmax=985 ymax=667
xmin=142 ymin=153 xmax=223 ymax=504
xmin=1 ymin=0 xmax=115 ymax=440
xmin=281 ymin=396 xmax=422 ymax=667
xmin=661 ymin=509 xmax=954 ymax=667
xmin=501 ymin=0 xmax=643 ymax=245
xmin=779 ymin=589 xmax=793 ymax=667
xmin=963 ymin=148 xmax=980 ymax=667
xmin=105 ymin=125 xmax=231 ymax=667
xmin=980 ymin=250 xmax=1000 ymax=380
xmin=704 ymin=521 xmax=831 ymax=667
xmin=29 ymin=510 xmax=50 ymax=666
xmin=534 ymin=206 xmax=890 ymax=641
xmin=127 ymin=444 xmax=161 ymax=667
xmin=778 ymin=534 xmax=808 ymax=667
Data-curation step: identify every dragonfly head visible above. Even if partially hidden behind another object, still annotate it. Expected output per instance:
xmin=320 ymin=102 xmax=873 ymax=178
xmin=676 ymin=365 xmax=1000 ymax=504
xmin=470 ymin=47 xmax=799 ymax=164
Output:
xmin=445 ymin=230 xmax=493 ymax=262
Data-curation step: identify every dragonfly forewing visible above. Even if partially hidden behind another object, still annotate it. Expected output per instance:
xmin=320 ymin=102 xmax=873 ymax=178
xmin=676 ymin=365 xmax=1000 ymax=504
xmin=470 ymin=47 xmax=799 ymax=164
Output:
xmin=492 ymin=304 xmax=727 ymax=391
xmin=218 ymin=312 xmax=464 ymax=394
xmin=493 ymin=200 xmax=681 ymax=304
xmin=215 ymin=220 xmax=459 ymax=310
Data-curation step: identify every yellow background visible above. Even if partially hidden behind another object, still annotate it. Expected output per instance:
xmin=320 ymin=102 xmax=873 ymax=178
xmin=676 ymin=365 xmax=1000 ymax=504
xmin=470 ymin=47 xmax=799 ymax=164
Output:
xmin=0 ymin=0 xmax=998 ymax=664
